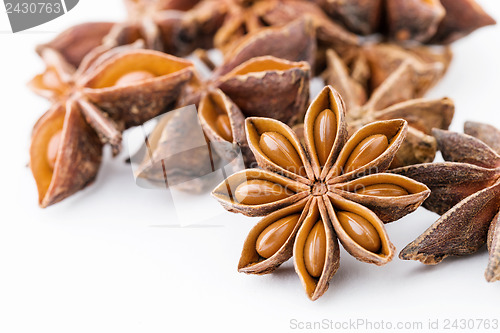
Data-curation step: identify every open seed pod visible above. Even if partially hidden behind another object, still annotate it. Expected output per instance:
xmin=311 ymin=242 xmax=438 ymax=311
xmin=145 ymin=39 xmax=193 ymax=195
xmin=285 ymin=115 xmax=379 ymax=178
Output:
xmin=326 ymin=193 xmax=394 ymax=265
xmin=215 ymin=56 xmax=310 ymax=125
xmin=330 ymin=173 xmax=430 ymax=223
xmin=294 ymin=198 xmax=339 ymax=301
xmin=214 ymin=17 xmax=316 ymax=77
xmin=29 ymin=45 xmax=194 ymax=206
xmin=199 ymin=89 xmax=254 ymax=167
xmin=239 ymin=199 xmax=310 ymax=274
xmin=30 ymin=101 xmax=103 ymax=208
xmin=81 ymin=50 xmax=194 ymax=128
xmin=212 ymin=85 xmax=430 ymax=300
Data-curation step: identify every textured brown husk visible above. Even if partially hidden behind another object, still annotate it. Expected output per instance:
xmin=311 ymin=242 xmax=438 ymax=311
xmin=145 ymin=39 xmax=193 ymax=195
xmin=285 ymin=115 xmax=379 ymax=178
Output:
xmin=216 ymin=56 xmax=310 ymax=125
xmin=198 ymin=88 xmax=254 ymax=166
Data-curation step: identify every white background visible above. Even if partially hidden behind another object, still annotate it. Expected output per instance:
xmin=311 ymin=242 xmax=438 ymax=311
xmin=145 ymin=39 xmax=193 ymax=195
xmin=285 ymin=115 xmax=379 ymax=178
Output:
xmin=1 ymin=1 xmax=500 ymax=332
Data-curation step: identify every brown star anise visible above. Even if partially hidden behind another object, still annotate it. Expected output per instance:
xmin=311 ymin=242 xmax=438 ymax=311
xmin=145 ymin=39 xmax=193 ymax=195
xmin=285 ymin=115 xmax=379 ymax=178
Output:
xmin=392 ymin=122 xmax=500 ymax=282
xmin=312 ymin=0 xmax=495 ymax=44
xmin=29 ymin=43 xmax=194 ymax=207
xmin=322 ymin=44 xmax=455 ymax=167
xmin=212 ymin=86 xmax=430 ymax=300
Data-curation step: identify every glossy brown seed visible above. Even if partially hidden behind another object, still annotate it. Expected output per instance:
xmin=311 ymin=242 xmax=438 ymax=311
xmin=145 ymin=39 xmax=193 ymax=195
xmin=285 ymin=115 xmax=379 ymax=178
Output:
xmin=114 ymin=70 xmax=156 ymax=87
xmin=256 ymin=214 xmax=301 ymax=258
xmin=215 ymin=114 xmax=233 ymax=142
xmin=304 ymin=220 xmax=327 ymax=278
xmin=46 ymin=130 xmax=62 ymax=170
xmin=356 ymin=184 xmax=409 ymax=197
xmin=314 ymin=109 xmax=337 ymax=166
xmin=234 ymin=179 xmax=293 ymax=205
xmin=259 ymin=132 xmax=305 ymax=176
xmin=344 ymin=134 xmax=388 ymax=173
xmin=337 ymin=211 xmax=381 ymax=253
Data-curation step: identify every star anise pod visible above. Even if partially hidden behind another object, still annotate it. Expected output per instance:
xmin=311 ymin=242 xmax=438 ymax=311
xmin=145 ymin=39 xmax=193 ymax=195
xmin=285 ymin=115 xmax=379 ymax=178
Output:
xmin=392 ymin=123 xmax=500 ymax=282
xmin=212 ymin=86 xmax=430 ymax=300
xmin=28 ymin=43 xmax=194 ymax=207
xmin=322 ymin=44 xmax=455 ymax=167
xmin=312 ymin=0 xmax=495 ymax=44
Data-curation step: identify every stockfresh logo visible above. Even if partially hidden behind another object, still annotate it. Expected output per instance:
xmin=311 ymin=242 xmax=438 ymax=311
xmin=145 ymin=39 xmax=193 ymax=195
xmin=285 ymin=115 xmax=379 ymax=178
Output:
xmin=3 ymin=0 xmax=79 ymax=32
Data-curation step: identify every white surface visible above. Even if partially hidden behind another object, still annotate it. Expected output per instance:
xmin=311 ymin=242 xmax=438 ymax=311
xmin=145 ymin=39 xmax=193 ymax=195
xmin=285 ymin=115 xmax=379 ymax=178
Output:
xmin=1 ymin=1 xmax=500 ymax=332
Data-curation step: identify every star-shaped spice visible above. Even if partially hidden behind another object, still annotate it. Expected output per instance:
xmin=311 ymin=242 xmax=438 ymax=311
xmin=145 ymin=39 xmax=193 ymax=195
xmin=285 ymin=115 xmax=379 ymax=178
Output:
xmin=312 ymin=0 xmax=495 ymax=44
xmin=392 ymin=122 xmax=500 ymax=282
xmin=29 ymin=43 xmax=194 ymax=207
xmin=322 ymin=44 xmax=455 ymax=167
xmin=212 ymin=86 xmax=430 ymax=300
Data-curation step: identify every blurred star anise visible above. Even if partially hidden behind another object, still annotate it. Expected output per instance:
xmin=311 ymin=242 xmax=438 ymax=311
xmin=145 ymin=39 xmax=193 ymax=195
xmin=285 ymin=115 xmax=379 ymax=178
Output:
xmin=212 ymin=86 xmax=430 ymax=300
xmin=35 ymin=0 xmax=206 ymax=69
xmin=392 ymin=123 xmax=500 ymax=282
xmin=312 ymin=0 xmax=495 ymax=44
xmin=322 ymin=44 xmax=455 ymax=167
xmin=29 ymin=43 xmax=194 ymax=207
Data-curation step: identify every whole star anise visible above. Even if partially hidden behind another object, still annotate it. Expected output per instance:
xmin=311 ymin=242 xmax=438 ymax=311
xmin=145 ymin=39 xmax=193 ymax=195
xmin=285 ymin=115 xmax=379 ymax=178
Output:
xmin=29 ymin=43 xmax=194 ymax=207
xmin=212 ymin=86 xmax=430 ymax=300
xmin=392 ymin=122 xmax=500 ymax=282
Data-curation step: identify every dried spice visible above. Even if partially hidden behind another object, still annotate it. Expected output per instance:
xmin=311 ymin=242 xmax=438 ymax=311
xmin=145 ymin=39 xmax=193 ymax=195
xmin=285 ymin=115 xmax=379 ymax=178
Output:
xmin=392 ymin=123 xmax=500 ymax=282
xmin=29 ymin=43 xmax=194 ymax=207
xmin=313 ymin=0 xmax=495 ymax=44
xmin=322 ymin=45 xmax=454 ymax=167
xmin=212 ymin=86 xmax=430 ymax=300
